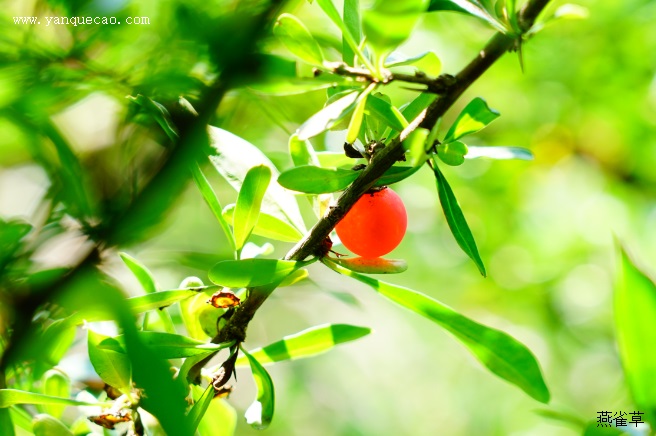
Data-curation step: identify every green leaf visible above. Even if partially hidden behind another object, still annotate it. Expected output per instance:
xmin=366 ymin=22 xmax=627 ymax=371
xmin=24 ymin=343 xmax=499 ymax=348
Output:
xmin=0 ymin=390 xmax=109 ymax=408
xmin=119 ymin=252 xmax=158 ymax=294
xmin=236 ymin=324 xmax=371 ymax=367
xmin=180 ymin=290 xmax=220 ymax=340
xmin=385 ymin=51 xmax=442 ymax=76
xmin=87 ymin=329 xmax=132 ymax=393
xmin=316 ymin=151 xmax=363 ymax=168
xmin=278 ymin=268 xmax=309 ymax=287
xmin=191 ymin=164 xmax=236 ymax=253
xmin=273 ymin=13 xmax=324 ymax=66
xmin=208 ymin=127 xmax=306 ymax=234
xmin=374 ymin=165 xmax=422 ymax=187
xmin=331 ymin=257 xmax=408 ymax=274
xmin=401 ymin=93 xmax=437 ymax=122
xmin=367 ymin=94 xmax=409 ymax=132
xmin=223 ymin=204 xmax=303 ymax=243
xmin=128 ymin=94 xmax=178 ymax=141
xmin=127 ymin=290 xmax=200 ymax=314
xmin=403 ymin=127 xmax=431 ymax=166
xmin=0 ymin=218 xmax=31 ymax=269
xmin=582 ymin=421 xmax=626 ymax=436
xmin=32 ymin=414 xmax=74 ymax=436
xmin=41 ymin=370 xmax=70 ymax=419
xmin=363 ymin=0 xmax=429 ymax=55
xmin=431 ymin=161 xmax=486 ymax=276
xmin=289 ymin=134 xmax=319 ymax=167
xmin=343 ymin=0 xmax=361 ymax=66
xmin=233 ymin=165 xmax=272 ymax=252
xmin=278 ymin=166 xmax=358 ymax=194
xmin=346 ymin=91 xmax=370 ymax=144
xmin=99 ymin=332 xmax=233 ymax=359
xmin=196 ymin=388 xmax=237 ymax=436
xmin=0 ymin=409 xmax=13 ymax=436
xmin=427 ymin=0 xmax=508 ymax=33
xmin=24 ymin=317 xmax=76 ymax=378
xmin=243 ymin=349 xmax=275 ymax=429
xmin=187 ymin=385 xmax=215 ymax=433
xmin=615 ymin=247 xmax=656 ymax=427
xmin=466 ymin=145 xmax=533 ymax=160
xmin=437 ymin=140 xmax=468 ymax=166
xmin=443 ymin=97 xmax=500 ymax=143
xmin=209 ymin=259 xmax=302 ymax=288
xmin=297 ymin=91 xmax=361 ymax=140
xmin=324 ymin=260 xmax=550 ymax=403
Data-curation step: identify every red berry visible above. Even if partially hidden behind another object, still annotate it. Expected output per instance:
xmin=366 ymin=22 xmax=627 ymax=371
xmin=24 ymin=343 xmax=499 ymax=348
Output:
xmin=335 ymin=187 xmax=407 ymax=258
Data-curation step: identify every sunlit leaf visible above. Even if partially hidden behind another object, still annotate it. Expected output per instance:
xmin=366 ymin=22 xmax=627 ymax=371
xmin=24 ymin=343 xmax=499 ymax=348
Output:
xmin=197 ymin=395 xmax=237 ymax=436
xmin=127 ymin=290 xmax=200 ymax=314
xmin=315 ymin=0 xmax=366 ymax=69
xmin=235 ymin=324 xmax=371 ymax=367
xmin=443 ymin=97 xmax=500 ymax=143
xmin=385 ymin=51 xmax=442 ymax=76
xmin=289 ymin=134 xmax=319 ymax=167
xmin=324 ymin=260 xmax=550 ymax=403
xmin=41 ymin=370 xmax=70 ymax=419
xmin=0 ymin=390 xmax=110 ymax=408
xmin=233 ymin=165 xmax=272 ymax=252
xmin=127 ymin=94 xmax=178 ymax=141
xmin=427 ymin=0 xmax=507 ymax=33
xmin=274 ymin=14 xmax=324 ymax=66
xmin=278 ymin=268 xmax=309 ymax=287
xmin=331 ymin=257 xmax=408 ymax=274
xmin=316 ymin=151 xmax=363 ymax=168
xmin=297 ymin=91 xmax=361 ymax=140
xmin=187 ymin=385 xmax=215 ymax=433
xmin=374 ymin=165 xmax=422 ymax=187
xmin=437 ymin=140 xmax=468 ymax=166
xmin=346 ymin=91 xmax=369 ymax=144
xmin=431 ymin=161 xmax=486 ymax=276
xmin=615 ymin=247 xmax=656 ymax=427
xmin=209 ymin=259 xmax=303 ymax=287
xmin=191 ymin=164 xmax=236 ymax=253
xmin=363 ymin=0 xmax=430 ymax=54
xmin=223 ymin=204 xmax=303 ymax=243
xmin=403 ymin=127 xmax=430 ymax=166
xmin=32 ymin=414 xmax=74 ymax=436
xmin=279 ymin=166 xmax=358 ymax=194
xmin=0 ymin=409 xmax=12 ymax=436
xmin=466 ymin=145 xmax=533 ymax=160
xmin=243 ymin=349 xmax=275 ymax=429
xmin=367 ymin=94 xmax=409 ymax=132
xmin=343 ymin=0 xmax=361 ymax=65
xmin=98 ymin=332 xmax=233 ymax=359
xmin=87 ymin=329 xmax=132 ymax=394
xmin=208 ymin=127 xmax=306 ymax=233
xmin=119 ymin=252 xmax=157 ymax=294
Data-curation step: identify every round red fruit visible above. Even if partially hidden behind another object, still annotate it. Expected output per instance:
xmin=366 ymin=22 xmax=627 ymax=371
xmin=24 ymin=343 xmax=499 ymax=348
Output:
xmin=335 ymin=187 xmax=407 ymax=258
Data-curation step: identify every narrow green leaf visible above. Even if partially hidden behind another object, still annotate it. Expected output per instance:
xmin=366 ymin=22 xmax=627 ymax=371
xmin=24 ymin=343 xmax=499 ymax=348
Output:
xmin=427 ymin=0 xmax=508 ymax=33
xmin=209 ymin=259 xmax=302 ymax=288
xmin=9 ymin=406 xmax=31 ymax=432
xmin=119 ymin=252 xmax=158 ymax=294
xmin=98 ymin=332 xmax=233 ymax=360
xmin=278 ymin=268 xmax=309 ymax=287
xmin=223 ymin=204 xmax=303 ymax=243
xmin=297 ymin=91 xmax=360 ymax=140
xmin=385 ymin=51 xmax=442 ymax=76
xmin=187 ymin=385 xmax=215 ymax=433
xmin=367 ymin=94 xmax=409 ymax=131
xmin=615 ymin=247 xmax=656 ymax=427
xmin=127 ymin=290 xmax=200 ymax=314
xmin=208 ymin=127 xmax=306 ymax=234
xmin=0 ymin=390 xmax=110 ymax=408
xmin=466 ymin=145 xmax=533 ymax=160
xmin=332 ymin=257 xmax=408 ymax=274
xmin=346 ymin=92 xmax=370 ymax=144
xmin=191 ymin=164 xmax=236 ymax=253
xmin=289 ymin=134 xmax=319 ymax=167
xmin=431 ymin=161 xmax=486 ymax=276
xmin=278 ymin=166 xmax=358 ymax=194
xmin=443 ymin=97 xmax=500 ymax=143
xmin=128 ymin=94 xmax=178 ymax=141
xmin=87 ymin=329 xmax=132 ymax=394
xmin=236 ymin=324 xmax=371 ymax=367
xmin=363 ymin=0 xmax=429 ymax=54
xmin=234 ymin=165 xmax=272 ymax=252
xmin=374 ymin=165 xmax=422 ymax=187
xmin=343 ymin=0 xmax=361 ymax=66
xmin=403 ymin=127 xmax=431 ymax=167
xmin=32 ymin=414 xmax=74 ymax=436
xmin=401 ymin=93 xmax=437 ymax=121
xmin=197 ymin=396 xmax=237 ymax=436
xmin=243 ymin=349 xmax=275 ymax=429
xmin=273 ymin=13 xmax=324 ymax=66
xmin=324 ymin=260 xmax=550 ymax=403
xmin=437 ymin=140 xmax=468 ymax=166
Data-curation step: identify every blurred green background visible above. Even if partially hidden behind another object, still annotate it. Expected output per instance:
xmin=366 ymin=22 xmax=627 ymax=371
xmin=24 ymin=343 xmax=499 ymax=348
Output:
xmin=2 ymin=0 xmax=656 ymax=434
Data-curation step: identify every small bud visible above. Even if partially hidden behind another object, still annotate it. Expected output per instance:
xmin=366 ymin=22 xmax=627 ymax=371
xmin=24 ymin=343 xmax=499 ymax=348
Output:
xmin=88 ymin=411 xmax=130 ymax=430
xmin=180 ymin=276 xmax=204 ymax=289
xmin=208 ymin=289 xmax=240 ymax=309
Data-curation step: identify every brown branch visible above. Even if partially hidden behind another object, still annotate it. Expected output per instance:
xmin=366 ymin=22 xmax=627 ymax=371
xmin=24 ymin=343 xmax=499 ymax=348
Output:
xmin=194 ymin=0 xmax=554 ymax=382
